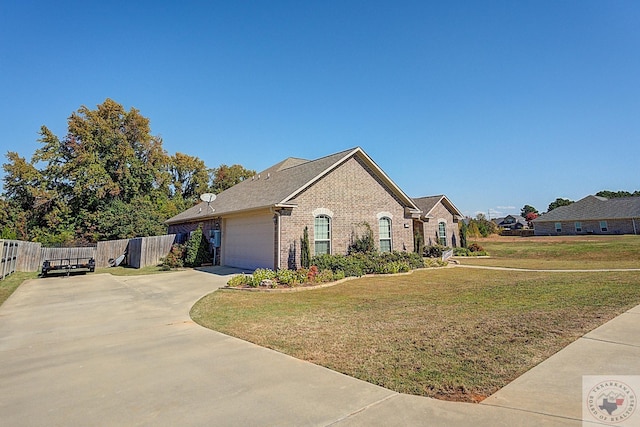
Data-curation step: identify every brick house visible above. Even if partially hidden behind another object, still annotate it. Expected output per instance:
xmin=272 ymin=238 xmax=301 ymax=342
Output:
xmin=532 ymin=195 xmax=640 ymax=235
xmin=412 ymin=195 xmax=463 ymax=248
xmin=166 ymin=147 xmax=423 ymax=270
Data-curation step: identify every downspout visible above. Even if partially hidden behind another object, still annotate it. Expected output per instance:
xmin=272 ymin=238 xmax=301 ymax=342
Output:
xmin=633 ymin=217 xmax=638 ymax=235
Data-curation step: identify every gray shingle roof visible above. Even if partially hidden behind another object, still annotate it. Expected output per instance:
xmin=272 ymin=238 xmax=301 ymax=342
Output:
xmin=412 ymin=195 xmax=463 ymax=219
xmin=533 ymin=195 xmax=640 ymax=222
xmin=166 ymin=147 xmax=420 ymax=225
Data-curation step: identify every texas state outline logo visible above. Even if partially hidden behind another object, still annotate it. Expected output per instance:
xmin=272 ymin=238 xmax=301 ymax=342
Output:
xmin=583 ymin=376 xmax=638 ymax=425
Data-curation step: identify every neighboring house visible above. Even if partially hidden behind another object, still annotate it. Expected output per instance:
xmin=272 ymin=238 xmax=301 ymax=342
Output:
xmin=166 ymin=147 xmax=423 ymax=270
xmin=532 ymin=195 xmax=640 ymax=236
xmin=412 ymin=195 xmax=463 ymax=248
xmin=492 ymin=215 xmax=528 ymax=230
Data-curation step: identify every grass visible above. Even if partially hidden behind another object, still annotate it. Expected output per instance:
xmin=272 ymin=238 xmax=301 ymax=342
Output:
xmin=191 ymin=235 xmax=640 ymax=403
xmin=458 ymin=235 xmax=640 ymax=269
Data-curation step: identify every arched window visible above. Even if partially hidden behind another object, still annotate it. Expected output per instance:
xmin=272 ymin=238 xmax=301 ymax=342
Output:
xmin=438 ymin=221 xmax=447 ymax=246
xmin=379 ymin=217 xmax=392 ymax=252
xmin=314 ymin=215 xmax=331 ymax=255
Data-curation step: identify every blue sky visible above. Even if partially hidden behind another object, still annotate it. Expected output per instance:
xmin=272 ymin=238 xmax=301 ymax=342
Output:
xmin=1 ymin=1 xmax=639 ymax=218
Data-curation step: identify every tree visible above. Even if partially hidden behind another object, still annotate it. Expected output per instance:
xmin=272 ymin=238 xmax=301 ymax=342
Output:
xmin=596 ymin=190 xmax=640 ymax=198
xmin=33 ymin=99 xmax=170 ymax=212
xmin=169 ymin=152 xmax=210 ymax=202
xmin=547 ymin=198 xmax=574 ymax=212
xmin=525 ymin=212 xmax=539 ymax=222
xmin=465 ymin=214 xmax=498 ymax=238
xmin=300 ymin=226 xmax=310 ymax=268
xmin=520 ymin=205 xmax=538 ymax=217
xmin=211 ymin=164 xmax=255 ymax=194
xmin=1 ymin=99 xmax=256 ymax=243
xmin=458 ymin=221 xmax=468 ymax=248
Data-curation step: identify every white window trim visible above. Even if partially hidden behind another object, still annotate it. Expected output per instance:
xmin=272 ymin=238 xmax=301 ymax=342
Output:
xmin=378 ymin=217 xmax=392 ymax=252
xmin=312 ymin=208 xmax=334 ymax=218
xmin=376 ymin=211 xmax=393 ymax=220
xmin=438 ymin=220 xmax=447 ymax=246
xmin=314 ymin=215 xmax=332 ymax=255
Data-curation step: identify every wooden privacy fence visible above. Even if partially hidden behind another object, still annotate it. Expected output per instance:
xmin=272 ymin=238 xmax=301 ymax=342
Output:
xmin=1 ymin=240 xmax=19 ymax=280
xmin=1 ymin=235 xmax=178 ymax=276
xmin=127 ymin=234 xmax=177 ymax=269
xmin=41 ymin=246 xmax=97 ymax=263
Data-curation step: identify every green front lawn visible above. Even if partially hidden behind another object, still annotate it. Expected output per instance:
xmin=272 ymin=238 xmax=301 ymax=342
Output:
xmin=191 ymin=235 xmax=640 ymax=402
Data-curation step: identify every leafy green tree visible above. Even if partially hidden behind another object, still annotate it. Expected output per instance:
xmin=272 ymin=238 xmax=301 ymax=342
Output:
xmin=169 ymin=152 xmax=211 ymax=202
xmin=596 ymin=190 xmax=640 ymax=198
xmin=1 ymin=99 xmax=255 ymax=244
xmin=211 ymin=164 xmax=255 ymax=194
xmin=520 ymin=205 xmax=538 ymax=217
xmin=467 ymin=214 xmax=498 ymax=238
xmin=466 ymin=221 xmax=481 ymax=239
xmin=547 ymin=198 xmax=574 ymax=212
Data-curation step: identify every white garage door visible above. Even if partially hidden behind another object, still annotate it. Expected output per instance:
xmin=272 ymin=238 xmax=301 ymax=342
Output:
xmin=223 ymin=214 xmax=274 ymax=270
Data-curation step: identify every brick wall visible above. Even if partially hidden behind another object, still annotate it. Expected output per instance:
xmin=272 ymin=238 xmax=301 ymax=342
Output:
xmin=534 ymin=219 xmax=638 ymax=235
xmin=278 ymin=156 xmax=415 ymax=269
xmin=420 ymin=203 xmax=460 ymax=248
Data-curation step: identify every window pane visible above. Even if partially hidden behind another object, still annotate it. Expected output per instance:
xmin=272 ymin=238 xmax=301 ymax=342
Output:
xmin=438 ymin=222 xmax=447 ymax=246
xmin=315 ymin=216 xmax=330 ymax=240
xmin=380 ymin=240 xmax=391 ymax=253
xmin=314 ymin=215 xmax=331 ymax=255
xmin=379 ymin=218 xmax=391 ymax=239
xmin=315 ymin=241 xmax=330 ymax=255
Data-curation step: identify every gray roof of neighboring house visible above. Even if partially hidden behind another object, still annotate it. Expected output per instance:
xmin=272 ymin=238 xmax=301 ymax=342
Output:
xmin=493 ymin=215 xmax=527 ymax=225
xmin=533 ymin=195 xmax=640 ymax=222
xmin=166 ymin=147 xmax=421 ymax=225
xmin=412 ymin=195 xmax=464 ymax=219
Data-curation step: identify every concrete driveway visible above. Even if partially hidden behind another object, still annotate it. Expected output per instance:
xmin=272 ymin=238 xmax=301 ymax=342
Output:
xmin=1 ymin=268 xmax=637 ymax=426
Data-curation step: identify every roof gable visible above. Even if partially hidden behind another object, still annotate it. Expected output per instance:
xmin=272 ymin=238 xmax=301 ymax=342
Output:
xmin=412 ymin=195 xmax=463 ymax=219
xmin=167 ymin=147 xmax=420 ymax=224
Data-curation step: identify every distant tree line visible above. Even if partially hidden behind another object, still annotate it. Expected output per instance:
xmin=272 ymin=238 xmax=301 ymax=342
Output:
xmin=0 ymin=99 xmax=255 ymax=245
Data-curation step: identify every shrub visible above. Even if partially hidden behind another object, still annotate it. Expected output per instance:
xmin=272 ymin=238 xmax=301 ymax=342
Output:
xmin=424 ymin=258 xmax=448 ymax=268
xmin=311 ymin=251 xmax=424 ymax=277
xmin=316 ymin=269 xmax=335 ymax=283
xmin=423 ymin=244 xmax=450 ymax=258
xmin=453 ymin=247 xmax=470 ymax=256
xmin=276 ymin=269 xmax=299 ymax=287
xmin=160 ymin=244 xmax=185 ymax=270
xmin=468 ymin=242 xmax=484 ymax=252
xmin=307 ymin=265 xmax=319 ymax=282
xmin=348 ymin=222 xmax=375 ymax=254
xmin=252 ymin=268 xmax=277 ymax=287
xmin=227 ymin=274 xmax=252 ymax=287
xmin=184 ymin=227 xmax=211 ymax=267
